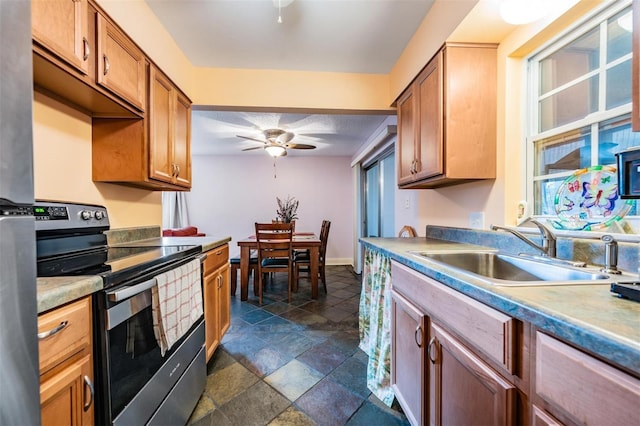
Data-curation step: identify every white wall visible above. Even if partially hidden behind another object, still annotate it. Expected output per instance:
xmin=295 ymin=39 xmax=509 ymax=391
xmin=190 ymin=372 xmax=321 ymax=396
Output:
xmin=187 ymin=155 xmax=355 ymax=264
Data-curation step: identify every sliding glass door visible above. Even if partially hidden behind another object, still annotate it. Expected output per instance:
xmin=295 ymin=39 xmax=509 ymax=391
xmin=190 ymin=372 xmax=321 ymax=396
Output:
xmin=364 ymin=151 xmax=395 ymax=237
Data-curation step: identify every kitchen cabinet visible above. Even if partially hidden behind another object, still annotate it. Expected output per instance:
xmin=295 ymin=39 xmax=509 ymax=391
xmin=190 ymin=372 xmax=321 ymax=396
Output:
xmin=633 ymin=0 xmax=639 ymax=131
xmin=533 ymin=331 xmax=640 ymax=426
xmin=32 ymin=0 xmax=90 ymax=76
xmin=92 ymin=67 xmax=193 ymax=190
xmin=96 ymin=12 xmax=146 ymax=112
xmin=391 ymin=289 xmax=428 ymax=426
xmin=149 ymin=66 xmax=192 ymax=187
xmin=38 ymin=296 xmax=94 ymax=426
xmin=429 ymin=321 xmax=516 ymax=426
xmin=391 ymin=261 xmax=521 ymax=426
xmin=396 ymin=43 xmax=497 ymax=189
xmin=203 ymin=244 xmax=231 ymax=361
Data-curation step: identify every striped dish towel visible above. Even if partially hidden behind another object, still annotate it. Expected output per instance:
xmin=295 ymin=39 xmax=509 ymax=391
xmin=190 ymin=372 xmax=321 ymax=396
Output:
xmin=152 ymin=259 xmax=203 ymax=356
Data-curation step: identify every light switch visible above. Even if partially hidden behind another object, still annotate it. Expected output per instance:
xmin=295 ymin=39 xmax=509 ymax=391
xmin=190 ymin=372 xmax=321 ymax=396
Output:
xmin=469 ymin=212 xmax=485 ymax=229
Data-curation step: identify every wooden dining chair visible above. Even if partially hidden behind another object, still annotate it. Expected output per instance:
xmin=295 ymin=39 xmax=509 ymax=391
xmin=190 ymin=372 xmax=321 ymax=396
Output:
xmin=293 ymin=220 xmax=330 ymax=294
xmin=255 ymin=222 xmax=294 ymax=304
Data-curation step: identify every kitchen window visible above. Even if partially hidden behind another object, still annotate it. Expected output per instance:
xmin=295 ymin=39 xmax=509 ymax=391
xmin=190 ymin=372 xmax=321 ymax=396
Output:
xmin=527 ymin=0 xmax=638 ymax=233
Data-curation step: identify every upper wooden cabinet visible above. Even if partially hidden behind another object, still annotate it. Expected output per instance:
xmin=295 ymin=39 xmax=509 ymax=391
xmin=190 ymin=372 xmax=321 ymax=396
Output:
xmin=96 ymin=12 xmax=146 ymax=112
xmin=632 ymin=0 xmax=639 ymax=131
xmin=149 ymin=67 xmax=191 ymax=187
xmin=396 ymin=43 xmax=497 ymax=189
xmin=32 ymin=0 xmax=90 ymax=76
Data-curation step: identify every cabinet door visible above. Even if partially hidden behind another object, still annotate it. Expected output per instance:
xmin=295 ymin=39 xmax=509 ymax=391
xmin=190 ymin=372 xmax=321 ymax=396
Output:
xmin=415 ymin=54 xmax=443 ymax=180
xmin=204 ymin=270 xmax=220 ymax=362
xmin=149 ymin=67 xmax=175 ymax=184
xmin=218 ymin=264 xmax=231 ymax=340
xmin=32 ymin=0 xmax=90 ymax=75
xmin=429 ymin=322 xmax=515 ymax=426
xmin=397 ymin=88 xmax=417 ymax=186
xmin=173 ymin=91 xmax=192 ymax=187
xmin=41 ymin=354 xmax=94 ymax=426
xmin=391 ymin=290 xmax=427 ymax=426
xmin=96 ymin=13 xmax=146 ymax=111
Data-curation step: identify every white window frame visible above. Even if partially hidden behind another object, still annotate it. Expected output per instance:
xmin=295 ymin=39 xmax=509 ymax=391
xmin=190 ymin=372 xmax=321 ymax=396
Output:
xmin=524 ymin=0 xmax=637 ymax=233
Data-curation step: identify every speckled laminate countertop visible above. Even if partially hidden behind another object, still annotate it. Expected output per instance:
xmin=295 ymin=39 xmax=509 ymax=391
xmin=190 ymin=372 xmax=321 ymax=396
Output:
xmin=361 ymin=237 xmax=640 ymax=377
xmin=37 ymin=235 xmax=231 ymax=314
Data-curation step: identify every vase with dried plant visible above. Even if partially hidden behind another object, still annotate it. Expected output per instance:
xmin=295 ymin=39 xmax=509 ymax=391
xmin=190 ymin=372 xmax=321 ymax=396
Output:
xmin=276 ymin=196 xmax=299 ymax=223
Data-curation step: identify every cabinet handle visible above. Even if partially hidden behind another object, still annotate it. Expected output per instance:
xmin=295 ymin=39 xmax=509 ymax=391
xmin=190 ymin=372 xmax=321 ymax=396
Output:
xmin=103 ymin=54 xmax=110 ymax=75
xmin=427 ymin=337 xmax=437 ymax=364
xmin=83 ymin=375 xmax=94 ymax=411
xmin=37 ymin=320 xmax=68 ymax=340
xmin=217 ymin=275 xmax=223 ymax=289
xmin=414 ymin=324 xmax=423 ymax=348
xmin=82 ymin=37 xmax=90 ymax=61
xmin=175 ymin=164 xmax=180 ymax=177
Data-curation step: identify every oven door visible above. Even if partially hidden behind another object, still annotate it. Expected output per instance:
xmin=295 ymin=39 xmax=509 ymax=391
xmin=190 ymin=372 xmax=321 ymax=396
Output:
xmin=93 ymin=256 xmax=205 ymax=426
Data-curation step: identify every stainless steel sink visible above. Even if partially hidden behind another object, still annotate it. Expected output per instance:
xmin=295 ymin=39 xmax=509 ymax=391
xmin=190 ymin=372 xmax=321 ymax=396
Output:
xmin=410 ymin=251 xmax=611 ymax=286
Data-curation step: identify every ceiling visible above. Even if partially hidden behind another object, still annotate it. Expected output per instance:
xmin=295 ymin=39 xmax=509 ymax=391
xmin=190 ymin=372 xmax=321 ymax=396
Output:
xmin=144 ymin=0 xmax=515 ymax=157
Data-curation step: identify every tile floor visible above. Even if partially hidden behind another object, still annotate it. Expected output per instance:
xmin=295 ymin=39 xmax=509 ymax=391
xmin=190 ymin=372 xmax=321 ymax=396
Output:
xmin=187 ymin=265 xmax=409 ymax=426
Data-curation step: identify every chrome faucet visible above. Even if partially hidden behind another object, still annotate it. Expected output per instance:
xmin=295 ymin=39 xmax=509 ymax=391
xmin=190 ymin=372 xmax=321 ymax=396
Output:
xmin=490 ymin=219 xmax=557 ymax=258
xmin=601 ymin=235 xmax=621 ymax=274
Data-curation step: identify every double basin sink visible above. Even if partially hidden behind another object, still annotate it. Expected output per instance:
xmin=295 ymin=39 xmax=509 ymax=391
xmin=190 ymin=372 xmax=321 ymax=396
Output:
xmin=410 ymin=251 xmax=625 ymax=286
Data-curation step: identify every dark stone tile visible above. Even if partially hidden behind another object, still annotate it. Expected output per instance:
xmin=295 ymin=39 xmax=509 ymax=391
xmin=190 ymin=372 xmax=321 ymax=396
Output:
xmin=318 ymin=306 xmax=353 ymax=323
xmin=297 ymin=343 xmax=348 ymax=375
xmin=296 ymin=378 xmax=364 ymax=426
xmin=280 ymin=308 xmax=329 ymax=327
xmin=263 ymin=301 xmax=296 ymax=315
xmin=222 ymin=333 xmax=268 ymax=362
xmin=239 ymin=346 xmax=293 ymax=378
xmin=267 ymin=331 xmax=316 ymax=358
xmin=352 ymin=349 xmax=369 ymax=365
xmin=230 ymin=299 xmax=258 ymax=316
xmin=346 ymin=401 xmax=409 ymax=426
xmin=241 ymin=308 xmax=275 ymax=324
xmin=219 ymin=380 xmax=291 ymax=425
xmin=268 ymin=406 xmax=316 ymax=426
xmin=327 ymin=331 xmax=361 ymax=356
xmin=329 ymin=357 xmax=370 ymax=399
xmin=331 ymin=288 xmax=358 ymax=299
xmin=206 ymin=347 xmax=236 ymax=376
xmin=252 ymin=315 xmax=303 ymax=334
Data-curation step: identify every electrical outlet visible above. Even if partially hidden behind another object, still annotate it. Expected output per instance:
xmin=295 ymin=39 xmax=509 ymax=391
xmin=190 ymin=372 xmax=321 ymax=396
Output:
xmin=469 ymin=212 xmax=485 ymax=229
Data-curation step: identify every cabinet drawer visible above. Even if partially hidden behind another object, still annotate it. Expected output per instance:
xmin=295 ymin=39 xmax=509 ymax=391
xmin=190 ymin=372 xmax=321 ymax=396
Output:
xmin=391 ymin=261 xmax=515 ymax=373
xmin=204 ymin=244 xmax=229 ymax=275
xmin=38 ymin=297 xmax=92 ymax=375
xmin=535 ymin=332 xmax=640 ymax=425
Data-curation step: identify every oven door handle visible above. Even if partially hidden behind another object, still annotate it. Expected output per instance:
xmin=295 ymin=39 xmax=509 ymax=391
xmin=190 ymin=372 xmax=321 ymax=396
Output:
xmin=107 ymin=277 xmax=157 ymax=302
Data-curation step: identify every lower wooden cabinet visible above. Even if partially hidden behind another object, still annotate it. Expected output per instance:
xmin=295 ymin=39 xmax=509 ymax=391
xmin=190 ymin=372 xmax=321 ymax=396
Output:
xmin=203 ymin=244 xmax=231 ymax=361
xmin=38 ymin=296 xmax=94 ymax=426
xmin=429 ymin=322 xmax=516 ymax=426
xmin=391 ymin=289 xmax=428 ymax=426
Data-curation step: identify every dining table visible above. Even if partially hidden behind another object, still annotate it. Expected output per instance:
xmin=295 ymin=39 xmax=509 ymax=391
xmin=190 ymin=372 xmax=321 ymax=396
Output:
xmin=237 ymin=232 xmax=321 ymax=301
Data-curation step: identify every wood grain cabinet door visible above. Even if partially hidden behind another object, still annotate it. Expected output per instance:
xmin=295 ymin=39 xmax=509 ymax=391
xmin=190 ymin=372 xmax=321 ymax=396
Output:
xmin=429 ymin=322 xmax=516 ymax=426
xmin=203 ymin=269 xmax=220 ymax=361
xmin=391 ymin=289 xmax=428 ymax=426
xmin=96 ymin=13 xmax=146 ymax=111
xmin=32 ymin=0 xmax=90 ymax=75
xmin=218 ymin=264 xmax=231 ymax=340
xmin=173 ymin=91 xmax=192 ymax=187
xmin=415 ymin=53 xmax=443 ymax=181
xmin=149 ymin=67 xmax=174 ymax=184
xmin=397 ymin=87 xmax=418 ymax=186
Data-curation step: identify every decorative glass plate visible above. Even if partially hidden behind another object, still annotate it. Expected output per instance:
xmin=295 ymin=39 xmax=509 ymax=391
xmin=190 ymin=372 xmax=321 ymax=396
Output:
xmin=551 ymin=165 xmax=633 ymax=231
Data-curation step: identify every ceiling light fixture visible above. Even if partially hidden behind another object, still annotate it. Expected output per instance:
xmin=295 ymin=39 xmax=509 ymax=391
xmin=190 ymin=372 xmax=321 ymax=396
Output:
xmin=500 ymin=0 xmax=550 ymax=25
xmin=265 ymin=144 xmax=286 ymax=157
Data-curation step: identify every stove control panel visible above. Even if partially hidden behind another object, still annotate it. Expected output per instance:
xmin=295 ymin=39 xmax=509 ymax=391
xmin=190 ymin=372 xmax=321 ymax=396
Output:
xmin=34 ymin=200 xmax=109 ymax=232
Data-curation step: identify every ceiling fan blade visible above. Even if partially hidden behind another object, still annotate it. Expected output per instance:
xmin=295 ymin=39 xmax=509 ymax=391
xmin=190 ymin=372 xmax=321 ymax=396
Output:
xmin=241 ymin=146 xmax=263 ymax=151
xmin=236 ymin=134 xmax=267 ymax=144
xmin=285 ymin=143 xmax=316 ymax=150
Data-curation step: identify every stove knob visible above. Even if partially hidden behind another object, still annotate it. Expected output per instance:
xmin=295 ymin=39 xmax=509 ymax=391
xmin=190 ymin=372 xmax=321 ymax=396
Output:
xmin=95 ymin=211 xmax=104 ymax=220
xmin=81 ymin=210 xmax=92 ymax=220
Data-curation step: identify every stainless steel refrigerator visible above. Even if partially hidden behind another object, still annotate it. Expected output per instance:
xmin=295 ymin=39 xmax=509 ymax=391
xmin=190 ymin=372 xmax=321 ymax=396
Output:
xmin=0 ymin=1 xmax=40 ymax=424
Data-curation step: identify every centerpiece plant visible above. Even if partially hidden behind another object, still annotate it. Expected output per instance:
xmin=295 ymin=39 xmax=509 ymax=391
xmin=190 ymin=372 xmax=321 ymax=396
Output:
xmin=276 ymin=196 xmax=299 ymax=223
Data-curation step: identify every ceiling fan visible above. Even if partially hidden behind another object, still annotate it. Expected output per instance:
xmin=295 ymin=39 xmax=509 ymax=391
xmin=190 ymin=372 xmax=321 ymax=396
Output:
xmin=237 ymin=128 xmax=316 ymax=157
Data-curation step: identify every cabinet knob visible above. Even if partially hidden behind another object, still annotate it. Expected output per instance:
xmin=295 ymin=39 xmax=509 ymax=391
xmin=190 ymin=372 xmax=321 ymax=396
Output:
xmin=414 ymin=324 xmax=423 ymax=348
xmin=428 ymin=337 xmax=437 ymax=364
xmin=103 ymin=54 xmax=110 ymax=75
xmin=83 ymin=375 xmax=94 ymax=412
xmin=82 ymin=37 xmax=90 ymax=61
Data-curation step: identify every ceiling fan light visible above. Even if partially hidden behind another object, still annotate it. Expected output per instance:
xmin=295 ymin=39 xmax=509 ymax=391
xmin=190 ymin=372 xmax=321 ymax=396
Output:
xmin=265 ymin=144 xmax=286 ymax=157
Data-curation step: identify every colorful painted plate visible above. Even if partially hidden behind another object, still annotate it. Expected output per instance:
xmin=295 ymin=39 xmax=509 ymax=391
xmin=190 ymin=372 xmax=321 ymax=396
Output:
xmin=551 ymin=165 xmax=633 ymax=231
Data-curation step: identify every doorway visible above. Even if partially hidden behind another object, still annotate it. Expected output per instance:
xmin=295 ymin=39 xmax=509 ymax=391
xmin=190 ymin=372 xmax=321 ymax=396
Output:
xmin=363 ymin=150 xmax=395 ymax=238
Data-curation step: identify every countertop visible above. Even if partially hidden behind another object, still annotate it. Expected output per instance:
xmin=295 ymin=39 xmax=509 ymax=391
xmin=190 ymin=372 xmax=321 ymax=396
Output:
xmin=361 ymin=237 xmax=640 ymax=376
xmin=37 ymin=235 xmax=231 ymax=314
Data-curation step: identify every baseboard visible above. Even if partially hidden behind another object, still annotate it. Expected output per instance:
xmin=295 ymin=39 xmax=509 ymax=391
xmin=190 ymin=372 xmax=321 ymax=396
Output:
xmin=326 ymin=258 xmax=354 ymax=266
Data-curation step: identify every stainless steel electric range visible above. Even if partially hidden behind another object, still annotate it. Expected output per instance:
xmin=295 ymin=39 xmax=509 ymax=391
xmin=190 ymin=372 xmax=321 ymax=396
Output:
xmin=35 ymin=200 xmax=206 ymax=426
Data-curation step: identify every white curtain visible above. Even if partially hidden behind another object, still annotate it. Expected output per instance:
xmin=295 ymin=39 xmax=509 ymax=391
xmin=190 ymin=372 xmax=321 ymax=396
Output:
xmin=162 ymin=192 xmax=190 ymax=229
